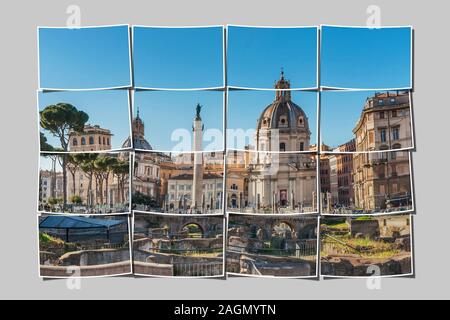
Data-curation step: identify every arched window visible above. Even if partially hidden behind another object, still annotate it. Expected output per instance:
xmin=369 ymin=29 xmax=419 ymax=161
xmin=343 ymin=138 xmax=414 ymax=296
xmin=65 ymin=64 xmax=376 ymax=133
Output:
xmin=72 ymin=138 xmax=78 ymax=146
xmin=298 ymin=117 xmax=304 ymax=125
xmin=279 ymin=115 xmax=288 ymax=127
xmin=392 ymin=143 xmax=401 ymax=150
xmin=98 ymin=136 xmax=102 ymax=145
xmin=279 ymin=142 xmax=286 ymax=152
xmin=299 ymin=142 xmax=304 ymax=151
xmin=89 ymin=136 xmax=94 ymax=145
xmin=81 ymin=137 xmax=86 ymax=145
xmin=107 ymin=138 xmax=110 ymax=145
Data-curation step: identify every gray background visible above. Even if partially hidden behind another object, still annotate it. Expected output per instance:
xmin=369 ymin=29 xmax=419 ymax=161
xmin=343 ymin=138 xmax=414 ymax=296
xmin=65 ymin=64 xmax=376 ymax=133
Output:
xmin=0 ymin=0 xmax=447 ymax=299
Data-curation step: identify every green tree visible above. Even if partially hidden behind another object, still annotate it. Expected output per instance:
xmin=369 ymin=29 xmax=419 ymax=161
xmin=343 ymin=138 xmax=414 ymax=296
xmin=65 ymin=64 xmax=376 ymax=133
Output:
xmin=112 ymin=158 xmax=129 ymax=204
xmin=70 ymin=195 xmax=83 ymax=205
xmin=40 ymin=103 xmax=89 ymax=208
xmin=67 ymin=154 xmax=81 ymax=198
xmin=133 ymin=191 xmax=157 ymax=207
xmin=48 ymin=197 xmax=58 ymax=206
xmin=40 ymin=132 xmax=54 ymax=151
xmin=78 ymin=153 xmax=98 ymax=208
xmin=94 ymin=155 xmax=117 ymax=205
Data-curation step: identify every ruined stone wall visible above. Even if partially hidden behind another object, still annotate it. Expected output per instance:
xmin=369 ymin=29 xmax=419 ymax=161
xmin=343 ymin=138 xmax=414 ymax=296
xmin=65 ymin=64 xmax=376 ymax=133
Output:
xmin=40 ymin=261 xmax=132 ymax=277
xmin=321 ymin=252 xmax=412 ymax=277
xmin=58 ymin=248 xmax=131 ymax=266
xmin=350 ymin=220 xmax=380 ymax=238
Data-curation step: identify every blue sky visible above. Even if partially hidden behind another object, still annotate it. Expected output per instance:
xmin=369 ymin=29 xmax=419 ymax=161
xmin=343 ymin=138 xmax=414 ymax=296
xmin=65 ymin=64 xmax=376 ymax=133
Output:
xmin=134 ymin=90 xmax=224 ymax=151
xmin=40 ymin=154 xmax=63 ymax=171
xmin=227 ymin=26 xmax=318 ymax=89
xmin=133 ymin=27 xmax=224 ymax=89
xmin=39 ymin=26 xmax=131 ymax=89
xmin=227 ymin=90 xmax=317 ymax=149
xmin=321 ymin=26 xmax=412 ymax=89
xmin=320 ymin=90 xmax=407 ymax=148
xmin=39 ymin=90 xmax=131 ymax=150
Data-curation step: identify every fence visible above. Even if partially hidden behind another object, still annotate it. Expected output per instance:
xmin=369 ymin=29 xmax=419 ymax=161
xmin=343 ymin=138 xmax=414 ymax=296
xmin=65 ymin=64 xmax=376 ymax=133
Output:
xmin=228 ymin=239 xmax=317 ymax=259
xmin=173 ymin=261 xmax=223 ymax=277
xmin=44 ymin=241 xmax=128 ymax=258
xmin=78 ymin=242 xmax=128 ymax=251
xmin=147 ymin=247 xmax=223 ymax=256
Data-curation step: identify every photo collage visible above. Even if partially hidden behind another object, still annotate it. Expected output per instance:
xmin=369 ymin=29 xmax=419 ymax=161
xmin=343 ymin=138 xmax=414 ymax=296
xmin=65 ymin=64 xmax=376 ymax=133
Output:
xmin=37 ymin=25 xmax=415 ymax=279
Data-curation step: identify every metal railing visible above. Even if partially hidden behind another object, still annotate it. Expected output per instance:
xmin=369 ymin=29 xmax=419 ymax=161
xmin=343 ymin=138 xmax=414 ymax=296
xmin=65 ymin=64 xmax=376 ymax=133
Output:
xmin=147 ymin=247 xmax=223 ymax=256
xmin=173 ymin=261 xmax=223 ymax=277
xmin=228 ymin=240 xmax=317 ymax=258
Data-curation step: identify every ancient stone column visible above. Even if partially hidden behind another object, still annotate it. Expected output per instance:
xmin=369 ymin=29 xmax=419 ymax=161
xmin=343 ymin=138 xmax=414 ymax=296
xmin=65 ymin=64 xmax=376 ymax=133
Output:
xmin=192 ymin=104 xmax=204 ymax=213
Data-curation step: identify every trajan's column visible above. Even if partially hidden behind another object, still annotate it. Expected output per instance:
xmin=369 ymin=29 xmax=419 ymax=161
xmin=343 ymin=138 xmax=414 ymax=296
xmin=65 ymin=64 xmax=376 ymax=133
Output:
xmin=192 ymin=103 xmax=204 ymax=212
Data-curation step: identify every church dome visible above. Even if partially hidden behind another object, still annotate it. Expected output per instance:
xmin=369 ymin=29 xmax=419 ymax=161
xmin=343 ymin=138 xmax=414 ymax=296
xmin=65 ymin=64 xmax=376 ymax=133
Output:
xmin=122 ymin=109 xmax=153 ymax=150
xmin=257 ymin=72 xmax=310 ymax=132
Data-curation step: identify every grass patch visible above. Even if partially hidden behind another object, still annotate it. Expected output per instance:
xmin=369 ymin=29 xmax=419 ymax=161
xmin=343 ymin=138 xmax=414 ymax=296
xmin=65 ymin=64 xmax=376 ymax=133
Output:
xmin=181 ymin=252 xmax=222 ymax=258
xmin=39 ymin=233 xmax=64 ymax=246
xmin=322 ymin=235 xmax=402 ymax=259
xmin=354 ymin=216 xmax=373 ymax=221
xmin=325 ymin=222 xmax=350 ymax=230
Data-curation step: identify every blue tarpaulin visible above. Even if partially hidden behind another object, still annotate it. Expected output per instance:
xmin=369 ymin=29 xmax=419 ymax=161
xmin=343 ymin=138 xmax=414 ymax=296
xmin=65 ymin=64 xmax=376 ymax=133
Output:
xmin=39 ymin=215 xmax=126 ymax=230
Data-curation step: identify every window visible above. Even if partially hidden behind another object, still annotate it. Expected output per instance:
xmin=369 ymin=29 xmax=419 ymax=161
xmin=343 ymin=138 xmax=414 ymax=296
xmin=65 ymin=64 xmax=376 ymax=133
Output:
xmin=380 ymin=129 xmax=387 ymax=143
xmin=98 ymin=136 xmax=102 ymax=144
xmin=392 ymin=110 xmax=397 ymax=117
xmin=392 ymin=127 xmax=400 ymax=140
xmin=279 ymin=142 xmax=286 ymax=152
xmin=279 ymin=115 xmax=288 ymax=127
xmin=103 ymin=137 xmax=106 ymax=145
xmin=211 ymin=152 xmax=216 ymax=157
xmin=81 ymin=137 xmax=86 ymax=145
xmin=392 ymin=143 xmax=401 ymax=150
xmin=107 ymin=138 xmax=110 ymax=145
xmin=379 ymin=112 xmax=385 ymax=119
xmin=72 ymin=138 xmax=78 ymax=146
xmin=299 ymin=142 xmax=304 ymax=151
xmin=378 ymin=99 xmax=384 ymax=105
xmin=298 ymin=117 xmax=303 ymax=125
xmin=89 ymin=136 xmax=94 ymax=145
xmin=390 ymin=98 xmax=396 ymax=104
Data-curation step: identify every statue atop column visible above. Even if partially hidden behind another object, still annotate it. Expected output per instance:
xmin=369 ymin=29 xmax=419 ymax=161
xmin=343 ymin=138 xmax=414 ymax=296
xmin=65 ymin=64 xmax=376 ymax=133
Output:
xmin=195 ymin=103 xmax=202 ymax=120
